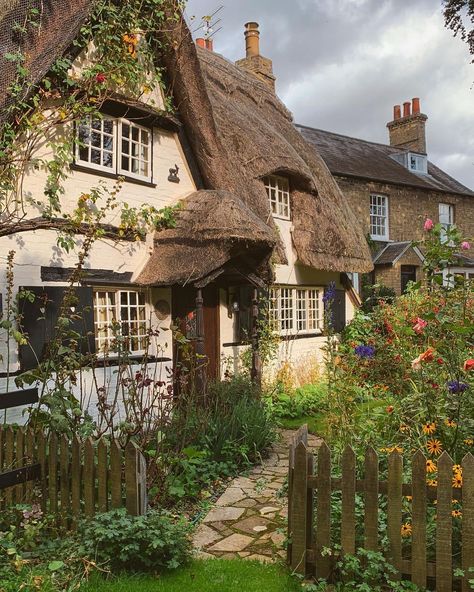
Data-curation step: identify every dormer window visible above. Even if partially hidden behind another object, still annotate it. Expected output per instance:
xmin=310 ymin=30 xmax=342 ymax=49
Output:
xmin=264 ymin=175 xmax=290 ymax=220
xmin=408 ymin=153 xmax=427 ymax=174
xmin=76 ymin=116 xmax=152 ymax=181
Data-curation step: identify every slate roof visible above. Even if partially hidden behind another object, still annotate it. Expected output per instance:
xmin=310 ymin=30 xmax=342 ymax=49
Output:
xmin=373 ymin=242 xmax=423 ymax=266
xmin=296 ymin=125 xmax=474 ymax=197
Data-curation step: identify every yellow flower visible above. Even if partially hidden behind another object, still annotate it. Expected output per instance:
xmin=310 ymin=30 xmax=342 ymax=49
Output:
xmin=401 ymin=523 xmax=412 ymax=537
xmin=445 ymin=419 xmax=456 ymax=428
xmin=452 ymin=510 xmax=462 ymax=518
xmin=426 ymin=460 xmax=437 ymax=473
xmin=405 ymin=496 xmax=413 ymax=502
xmin=388 ymin=446 xmax=403 ymax=453
xmin=426 ymin=439 xmax=443 ymax=456
xmin=427 ymin=479 xmax=438 ymax=486
xmin=453 ymin=473 xmax=463 ymax=488
xmin=465 ymin=439 xmax=474 ymax=446
xmin=453 ymin=465 xmax=462 ymax=474
xmin=422 ymin=422 xmax=436 ymax=434
xmin=399 ymin=424 xmax=409 ymax=433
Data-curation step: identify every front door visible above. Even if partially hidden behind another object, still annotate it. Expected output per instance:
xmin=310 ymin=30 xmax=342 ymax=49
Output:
xmin=171 ymin=285 xmax=220 ymax=384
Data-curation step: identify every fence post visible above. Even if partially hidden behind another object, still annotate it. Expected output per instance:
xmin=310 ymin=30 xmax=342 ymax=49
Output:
xmin=71 ymin=435 xmax=81 ymax=527
xmin=387 ymin=450 xmax=403 ymax=579
xmin=15 ymin=427 xmax=25 ymax=502
xmin=97 ymin=439 xmax=108 ymax=513
xmin=287 ymin=440 xmax=295 ymax=564
xmin=411 ymin=450 xmax=427 ymax=589
xmin=83 ymin=437 xmax=95 ymax=517
xmin=4 ymin=426 xmax=14 ymax=506
xmin=462 ymin=453 xmax=474 ymax=592
xmin=290 ymin=440 xmax=308 ymax=576
xmin=125 ymin=441 xmax=147 ymax=516
xmin=110 ymin=440 xmax=123 ymax=509
xmin=48 ymin=433 xmax=58 ymax=517
xmin=436 ymin=451 xmax=453 ymax=592
xmin=315 ymin=440 xmax=331 ymax=580
xmin=60 ymin=434 xmax=70 ymax=530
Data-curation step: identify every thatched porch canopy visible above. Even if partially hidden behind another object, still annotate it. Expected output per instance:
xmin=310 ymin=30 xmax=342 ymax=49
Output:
xmin=136 ymin=190 xmax=276 ymax=287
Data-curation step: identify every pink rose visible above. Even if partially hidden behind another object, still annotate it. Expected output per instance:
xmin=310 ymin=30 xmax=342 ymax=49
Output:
xmin=461 ymin=241 xmax=471 ymax=250
xmin=424 ymin=218 xmax=434 ymax=231
xmin=413 ymin=317 xmax=428 ymax=334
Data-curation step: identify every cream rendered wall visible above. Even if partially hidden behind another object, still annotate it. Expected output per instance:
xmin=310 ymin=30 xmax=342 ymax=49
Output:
xmin=1 ymin=53 xmax=197 ymax=422
xmin=218 ymin=215 xmax=357 ymax=382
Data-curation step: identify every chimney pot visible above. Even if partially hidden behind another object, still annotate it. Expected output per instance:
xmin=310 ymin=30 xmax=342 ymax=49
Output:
xmin=403 ymin=101 xmax=411 ymax=118
xmin=244 ymin=21 xmax=260 ymax=57
xmin=393 ymin=105 xmax=401 ymax=120
xmin=412 ymin=97 xmax=420 ymax=114
xmin=196 ymin=38 xmax=206 ymax=49
xmin=205 ymin=38 xmax=214 ymax=51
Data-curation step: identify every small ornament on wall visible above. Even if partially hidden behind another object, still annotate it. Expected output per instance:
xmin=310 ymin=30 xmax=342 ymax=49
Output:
xmin=154 ymin=299 xmax=170 ymax=320
xmin=168 ymin=164 xmax=180 ymax=183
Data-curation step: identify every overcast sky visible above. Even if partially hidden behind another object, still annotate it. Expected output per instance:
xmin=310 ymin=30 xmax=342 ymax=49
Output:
xmin=185 ymin=0 xmax=474 ymax=190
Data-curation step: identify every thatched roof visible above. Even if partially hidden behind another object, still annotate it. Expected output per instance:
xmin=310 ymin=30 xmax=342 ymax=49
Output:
xmin=160 ymin=16 xmax=373 ymax=274
xmin=136 ymin=190 xmax=276 ymax=286
xmin=1 ymin=3 xmax=373 ymax=285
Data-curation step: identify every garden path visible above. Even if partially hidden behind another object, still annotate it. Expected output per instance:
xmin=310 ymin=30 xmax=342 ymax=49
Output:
xmin=192 ymin=429 xmax=321 ymax=562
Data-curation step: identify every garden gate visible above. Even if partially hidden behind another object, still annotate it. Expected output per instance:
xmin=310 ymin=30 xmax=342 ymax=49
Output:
xmin=287 ymin=425 xmax=474 ymax=592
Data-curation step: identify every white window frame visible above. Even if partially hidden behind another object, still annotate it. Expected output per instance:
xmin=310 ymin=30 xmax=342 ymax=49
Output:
xmin=408 ymin=152 xmax=427 ymax=174
xmin=439 ymin=203 xmax=454 ymax=243
xmin=269 ymin=286 xmax=323 ymax=335
xmin=370 ymin=194 xmax=389 ymax=241
xmin=76 ymin=116 xmax=153 ymax=181
xmin=264 ymin=175 xmax=291 ymax=220
xmin=76 ymin=115 xmax=117 ymax=174
xmin=118 ymin=120 xmax=152 ymax=182
xmin=93 ymin=288 xmax=148 ymax=355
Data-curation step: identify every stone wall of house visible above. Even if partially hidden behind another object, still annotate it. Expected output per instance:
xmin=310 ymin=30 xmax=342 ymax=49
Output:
xmin=336 ymin=176 xmax=474 ymax=242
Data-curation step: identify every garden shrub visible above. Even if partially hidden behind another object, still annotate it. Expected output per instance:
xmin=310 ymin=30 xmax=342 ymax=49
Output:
xmin=78 ymin=508 xmax=191 ymax=572
xmin=266 ymin=382 xmax=327 ymax=420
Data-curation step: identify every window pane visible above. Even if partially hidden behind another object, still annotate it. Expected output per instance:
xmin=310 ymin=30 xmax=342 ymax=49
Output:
xmin=90 ymin=149 xmax=101 ymax=165
xmin=122 ymin=123 xmax=130 ymax=138
xmin=131 ymin=126 xmax=139 ymax=141
xmin=79 ymin=146 xmax=89 ymax=161
xmin=122 ymin=156 xmax=129 ymax=170
xmin=264 ymin=176 xmax=290 ymax=219
xmin=103 ymin=151 xmax=113 ymax=168
xmin=91 ymin=119 xmax=101 ymax=131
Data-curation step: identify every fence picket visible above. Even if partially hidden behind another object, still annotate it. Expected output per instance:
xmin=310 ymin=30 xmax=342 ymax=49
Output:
xmin=15 ymin=427 xmax=25 ymax=503
xmin=287 ymin=441 xmax=295 ymax=564
xmin=411 ymin=450 xmax=427 ymax=589
xmin=36 ymin=430 xmax=47 ymax=512
xmin=387 ymin=450 xmax=403 ymax=579
xmin=48 ymin=433 xmax=58 ymax=516
xmin=436 ymin=451 xmax=453 ymax=592
xmin=306 ymin=451 xmax=314 ymax=556
xmin=0 ymin=426 xmax=4 ymax=471
xmin=364 ymin=446 xmax=378 ymax=551
xmin=314 ymin=441 xmax=331 ymax=580
xmin=341 ymin=446 xmax=356 ymax=555
xmin=462 ymin=453 xmax=474 ymax=592
xmin=4 ymin=426 xmax=14 ymax=505
xmin=97 ymin=439 xmax=108 ymax=513
xmin=110 ymin=439 xmax=122 ymax=509
xmin=71 ymin=436 xmax=81 ymax=526
xmin=25 ymin=428 xmax=34 ymax=504
xmin=60 ymin=435 xmax=70 ymax=530
xmin=290 ymin=441 xmax=308 ymax=575
xmin=84 ymin=438 xmax=95 ymax=517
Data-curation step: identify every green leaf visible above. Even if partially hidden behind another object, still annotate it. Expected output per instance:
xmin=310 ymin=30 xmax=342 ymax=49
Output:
xmin=48 ymin=560 xmax=65 ymax=571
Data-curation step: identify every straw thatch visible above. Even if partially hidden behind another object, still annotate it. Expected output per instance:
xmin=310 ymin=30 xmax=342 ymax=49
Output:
xmin=136 ymin=190 xmax=276 ymax=286
xmin=160 ymin=13 xmax=373 ymax=274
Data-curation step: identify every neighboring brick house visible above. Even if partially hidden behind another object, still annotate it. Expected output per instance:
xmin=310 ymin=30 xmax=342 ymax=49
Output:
xmin=298 ymin=99 xmax=474 ymax=296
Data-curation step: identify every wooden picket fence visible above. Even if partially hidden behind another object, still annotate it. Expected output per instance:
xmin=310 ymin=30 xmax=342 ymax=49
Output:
xmin=0 ymin=425 xmax=147 ymax=527
xmin=287 ymin=425 xmax=474 ymax=592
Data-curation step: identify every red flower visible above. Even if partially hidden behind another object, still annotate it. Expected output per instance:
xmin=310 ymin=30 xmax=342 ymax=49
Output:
xmin=386 ymin=405 xmax=394 ymax=414
xmin=464 ymin=359 xmax=474 ymax=372
xmin=437 ymin=358 xmax=444 ymax=365
xmin=95 ymin=73 xmax=106 ymax=84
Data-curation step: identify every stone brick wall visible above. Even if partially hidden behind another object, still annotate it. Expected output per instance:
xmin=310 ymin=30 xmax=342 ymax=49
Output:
xmin=336 ymin=176 xmax=474 ymax=243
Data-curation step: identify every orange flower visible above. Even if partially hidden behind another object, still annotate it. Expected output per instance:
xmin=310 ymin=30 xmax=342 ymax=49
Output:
xmin=452 ymin=510 xmax=462 ymax=518
xmin=465 ymin=439 xmax=474 ymax=446
xmin=426 ymin=440 xmax=443 ymax=456
xmin=445 ymin=419 xmax=456 ymax=428
xmin=453 ymin=473 xmax=463 ymax=488
xmin=464 ymin=359 xmax=474 ymax=372
xmin=453 ymin=465 xmax=462 ymax=475
xmin=411 ymin=347 xmax=435 ymax=370
xmin=422 ymin=422 xmax=436 ymax=435
xmin=427 ymin=479 xmax=438 ymax=486
xmin=426 ymin=460 xmax=437 ymax=473
xmin=401 ymin=523 xmax=412 ymax=537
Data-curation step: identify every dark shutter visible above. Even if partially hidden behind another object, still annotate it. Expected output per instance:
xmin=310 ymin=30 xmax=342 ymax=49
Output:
xmin=19 ymin=286 xmax=96 ymax=371
xmin=324 ymin=287 xmax=346 ymax=333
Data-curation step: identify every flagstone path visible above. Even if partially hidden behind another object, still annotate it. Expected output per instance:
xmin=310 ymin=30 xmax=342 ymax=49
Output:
xmin=192 ymin=429 xmax=321 ymax=562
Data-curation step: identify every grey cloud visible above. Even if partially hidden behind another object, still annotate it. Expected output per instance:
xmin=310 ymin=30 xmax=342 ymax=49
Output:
xmin=186 ymin=0 xmax=474 ymax=189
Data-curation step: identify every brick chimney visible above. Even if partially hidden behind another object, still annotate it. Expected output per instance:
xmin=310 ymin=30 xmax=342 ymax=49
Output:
xmin=235 ymin=22 xmax=276 ymax=91
xmin=196 ymin=38 xmax=214 ymax=51
xmin=387 ymin=98 xmax=428 ymax=154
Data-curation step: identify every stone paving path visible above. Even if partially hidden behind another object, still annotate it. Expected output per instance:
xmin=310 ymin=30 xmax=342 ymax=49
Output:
xmin=193 ymin=429 xmax=321 ymax=562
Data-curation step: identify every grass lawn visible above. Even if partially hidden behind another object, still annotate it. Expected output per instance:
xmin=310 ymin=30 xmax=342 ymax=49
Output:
xmin=80 ymin=559 xmax=302 ymax=592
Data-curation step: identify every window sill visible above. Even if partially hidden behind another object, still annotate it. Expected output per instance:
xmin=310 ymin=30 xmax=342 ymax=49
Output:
xmin=370 ymin=235 xmax=390 ymax=242
xmin=70 ymin=163 xmax=157 ymax=188
xmin=272 ymin=214 xmax=291 ymax=222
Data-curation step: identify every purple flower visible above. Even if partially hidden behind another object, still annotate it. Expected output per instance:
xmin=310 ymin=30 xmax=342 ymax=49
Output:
xmin=323 ymin=282 xmax=336 ymax=306
xmin=354 ymin=345 xmax=376 ymax=359
xmin=447 ymin=380 xmax=469 ymax=394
